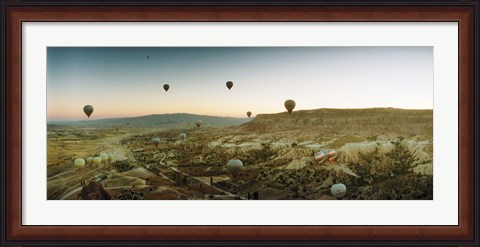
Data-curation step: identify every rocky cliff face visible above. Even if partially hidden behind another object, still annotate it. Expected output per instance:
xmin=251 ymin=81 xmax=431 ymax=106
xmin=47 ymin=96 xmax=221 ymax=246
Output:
xmin=241 ymin=108 xmax=432 ymax=136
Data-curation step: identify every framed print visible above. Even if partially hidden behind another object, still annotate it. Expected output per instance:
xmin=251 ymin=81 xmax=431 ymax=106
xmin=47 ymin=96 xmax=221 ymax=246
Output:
xmin=1 ymin=1 xmax=479 ymax=246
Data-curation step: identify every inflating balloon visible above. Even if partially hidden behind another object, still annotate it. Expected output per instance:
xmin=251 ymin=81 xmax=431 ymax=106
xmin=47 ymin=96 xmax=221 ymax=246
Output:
xmin=247 ymin=111 xmax=252 ymax=118
xmin=226 ymin=81 xmax=233 ymax=90
xmin=331 ymin=183 xmax=347 ymax=199
xmin=108 ymin=154 xmax=114 ymax=162
xmin=100 ymin=153 xmax=109 ymax=162
xmin=163 ymin=84 xmax=170 ymax=92
xmin=83 ymin=105 xmax=94 ymax=118
xmin=86 ymin=157 xmax=94 ymax=165
xmin=284 ymin=99 xmax=296 ymax=114
xmin=93 ymin=157 xmax=102 ymax=165
xmin=74 ymin=158 xmax=86 ymax=168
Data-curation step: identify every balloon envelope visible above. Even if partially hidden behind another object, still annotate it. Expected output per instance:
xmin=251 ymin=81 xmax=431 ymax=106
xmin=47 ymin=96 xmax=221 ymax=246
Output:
xmin=93 ymin=157 xmax=102 ymax=165
xmin=284 ymin=99 xmax=296 ymax=113
xmin=100 ymin=153 xmax=109 ymax=162
xmin=86 ymin=157 xmax=94 ymax=165
xmin=195 ymin=120 xmax=202 ymax=128
xmin=331 ymin=183 xmax=347 ymax=199
xmin=226 ymin=81 xmax=233 ymax=90
xmin=74 ymin=158 xmax=86 ymax=168
xmin=83 ymin=105 xmax=94 ymax=118
xmin=179 ymin=133 xmax=187 ymax=140
xmin=152 ymin=138 xmax=161 ymax=147
xmin=226 ymin=159 xmax=243 ymax=175
xmin=108 ymin=154 xmax=114 ymax=162
xmin=163 ymin=84 xmax=170 ymax=92
xmin=247 ymin=111 xmax=252 ymax=118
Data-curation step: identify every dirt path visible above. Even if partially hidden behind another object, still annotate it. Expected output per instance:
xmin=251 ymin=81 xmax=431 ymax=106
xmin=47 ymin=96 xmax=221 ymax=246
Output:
xmin=102 ymin=134 xmax=136 ymax=162
xmin=52 ymin=134 xmax=138 ymax=200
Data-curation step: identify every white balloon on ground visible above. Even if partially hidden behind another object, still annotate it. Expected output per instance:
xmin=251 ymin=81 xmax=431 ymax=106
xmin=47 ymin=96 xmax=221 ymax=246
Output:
xmin=100 ymin=153 xmax=109 ymax=162
xmin=108 ymin=153 xmax=114 ymax=162
xmin=179 ymin=133 xmax=187 ymax=140
xmin=86 ymin=157 xmax=94 ymax=165
xmin=331 ymin=183 xmax=347 ymax=199
xmin=74 ymin=158 xmax=85 ymax=168
xmin=93 ymin=157 xmax=102 ymax=165
xmin=226 ymin=159 xmax=243 ymax=175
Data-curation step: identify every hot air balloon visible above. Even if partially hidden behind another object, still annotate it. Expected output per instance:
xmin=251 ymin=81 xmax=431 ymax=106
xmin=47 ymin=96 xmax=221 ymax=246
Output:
xmin=195 ymin=120 xmax=202 ymax=128
xmin=74 ymin=158 xmax=86 ymax=168
xmin=247 ymin=111 xmax=252 ymax=118
xmin=108 ymin=154 xmax=114 ymax=162
xmin=314 ymin=149 xmax=337 ymax=164
xmin=226 ymin=81 xmax=233 ymax=90
xmin=331 ymin=183 xmax=347 ymax=199
xmin=86 ymin=157 xmax=94 ymax=165
xmin=226 ymin=159 xmax=243 ymax=175
xmin=163 ymin=84 xmax=170 ymax=92
xmin=284 ymin=99 xmax=296 ymax=113
xmin=179 ymin=133 xmax=187 ymax=140
xmin=152 ymin=138 xmax=161 ymax=147
xmin=100 ymin=153 xmax=109 ymax=162
xmin=83 ymin=105 xmax=94 ymax=118
xmin=93 ymin=157 xmax=102 ymax=165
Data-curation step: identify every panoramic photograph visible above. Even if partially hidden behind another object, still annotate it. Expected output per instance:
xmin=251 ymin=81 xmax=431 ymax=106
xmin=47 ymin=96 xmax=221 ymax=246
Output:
xmin=47 ymin=47 xmax=433 ymax=200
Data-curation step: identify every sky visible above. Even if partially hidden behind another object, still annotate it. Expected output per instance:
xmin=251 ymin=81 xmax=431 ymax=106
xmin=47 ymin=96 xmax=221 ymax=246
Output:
xmin=47 ymin=47 xmax=433 ymax=121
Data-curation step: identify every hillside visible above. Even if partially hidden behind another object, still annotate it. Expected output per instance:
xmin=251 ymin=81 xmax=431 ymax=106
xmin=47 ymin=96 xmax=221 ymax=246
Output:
xmin=240 ymin=108 xmax=433 ymax=137
xmin=48 ymin=113 xmax=251 ymax=128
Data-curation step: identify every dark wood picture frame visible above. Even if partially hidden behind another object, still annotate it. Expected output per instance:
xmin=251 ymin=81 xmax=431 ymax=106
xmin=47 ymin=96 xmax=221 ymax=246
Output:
xmin=1 ymin=1 xmax=478 ymax=246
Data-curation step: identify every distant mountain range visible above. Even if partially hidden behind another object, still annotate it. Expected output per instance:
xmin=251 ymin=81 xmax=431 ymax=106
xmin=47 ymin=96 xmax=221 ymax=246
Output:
xmin=48 ymin=113 xmax=251 ymax=128
xmin=48 ymin=108 xmax=433 ymax=135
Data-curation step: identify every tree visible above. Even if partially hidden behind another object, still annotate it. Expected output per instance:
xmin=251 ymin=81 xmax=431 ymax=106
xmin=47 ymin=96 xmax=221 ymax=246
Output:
xmin=386 ymin=138 xmax=416 ymax=176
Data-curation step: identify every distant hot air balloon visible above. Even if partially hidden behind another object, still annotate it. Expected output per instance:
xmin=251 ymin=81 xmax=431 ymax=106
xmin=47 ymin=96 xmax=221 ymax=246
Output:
xmin=74 ymin=158 xmax=86 ymax=168
xmin=226 ymin=81 xmax=233 ymax=90
xmin=100 ymin=153 xmax=109 ymax=162
xmin=284 ymin=99 xmax=296 ymax=113
xmin=247 ymin=111 xmax=252 ymax=118
xmin=226 ymin=159 xmax=243 ymax=175
xmin=331 ymin=183 xmax=347 ymax=199
xmin=93 ymin=157 xmax=102 ymax=165
xmin=83 ymin=105 xmax=94 ymax=118
xmin=163 ymin=84 xmax=170 ymax=92
xmin=152 ymin=138 xmax=161 ymax=147
xmin=86 ymin=157 xmax=94 ymax=165
xmin=195 ymin=120 xmax=202 ymax=128
xmin=179 ymin=133 xmax=187 ymax=140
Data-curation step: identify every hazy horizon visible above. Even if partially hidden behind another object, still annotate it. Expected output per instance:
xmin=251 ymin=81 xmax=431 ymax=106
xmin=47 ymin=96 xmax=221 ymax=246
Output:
xmin=47 ymin=107 xmax=433 ymax=123
xmin=47 ymin=47 xmax=433 ymax=121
